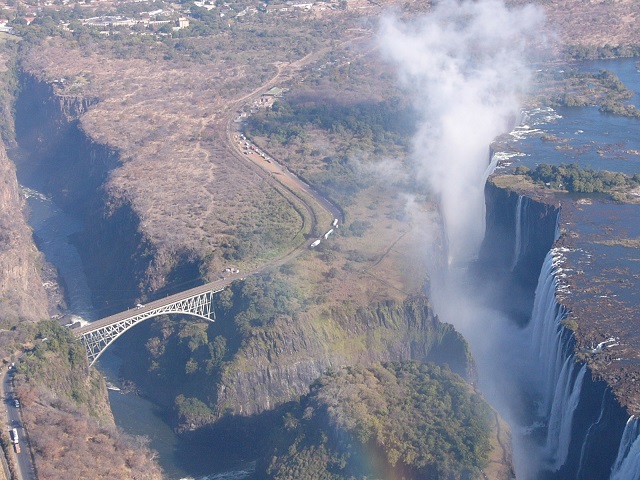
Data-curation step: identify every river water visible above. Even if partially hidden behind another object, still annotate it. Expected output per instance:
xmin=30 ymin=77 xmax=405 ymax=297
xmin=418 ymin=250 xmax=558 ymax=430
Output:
xmin=499 ymin=58 xmax=640 ymax=174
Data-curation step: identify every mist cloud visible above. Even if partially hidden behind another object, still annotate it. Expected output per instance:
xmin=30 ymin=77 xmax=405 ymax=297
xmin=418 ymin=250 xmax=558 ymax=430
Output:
xmin=379 ymin=0 xmax=545 ymax=263
xmin=378 ymin=3 xmax=549 ymax=476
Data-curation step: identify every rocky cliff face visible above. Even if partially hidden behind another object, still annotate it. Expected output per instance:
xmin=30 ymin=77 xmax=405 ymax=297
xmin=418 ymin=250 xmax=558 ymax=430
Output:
xmin=482 ymin=176 xmax=635 ymax=479
xmin=476 ymin=180 xmax=561 ymax=325
xmin=0 ymin=138 xmax=48 ymax=322
xmin=14 ymin=72 xmax=178 ymax=311
xmin=214 ymin=297 xmax=473 ymax=419
xmin=115 ymin=288 xmax=474 ymax=431
xmin=13 ymin=72 xmax=476 ymax=413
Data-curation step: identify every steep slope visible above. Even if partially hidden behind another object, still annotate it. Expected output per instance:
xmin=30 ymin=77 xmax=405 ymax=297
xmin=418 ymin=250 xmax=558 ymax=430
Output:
xmin=0 ymin=142 xmax=47 ymax=322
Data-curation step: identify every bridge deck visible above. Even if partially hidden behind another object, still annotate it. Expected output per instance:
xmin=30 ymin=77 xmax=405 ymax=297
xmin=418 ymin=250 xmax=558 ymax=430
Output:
xmin=74 ymin=273 xmax=244 ymax=336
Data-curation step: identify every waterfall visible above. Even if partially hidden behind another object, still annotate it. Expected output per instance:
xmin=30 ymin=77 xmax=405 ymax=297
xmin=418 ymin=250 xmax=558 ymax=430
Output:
xmin=544 ymin=360 xmax=587 ymax=471
xmin=510 ymin=195 xmax=529 ymax=271
xmin=529 ymin=251 xmax=568 ymax=413
xmin=527 ymin=249 xmax=591 ymax=473
xmin=611 ymin=416 xmax=640 ymax=480
xmin=576 ymin=388 xmax=609 ymax=479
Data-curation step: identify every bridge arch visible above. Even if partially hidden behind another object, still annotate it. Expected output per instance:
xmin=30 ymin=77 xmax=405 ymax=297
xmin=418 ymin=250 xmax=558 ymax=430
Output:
xmin=75 ymin=286 xmax=225 ymax=366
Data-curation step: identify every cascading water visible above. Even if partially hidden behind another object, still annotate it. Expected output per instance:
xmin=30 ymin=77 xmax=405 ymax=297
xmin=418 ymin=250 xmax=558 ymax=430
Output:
xmin=528 ymin=250 xmax=568 ymax=415
xmin=576 ymin=388 xmax=608 ymax=479
xmin=510 ymin=195 xmax=529 ymax=271
xmin=611 ymin=416 xmax=640 ymax=480
xmin=544 ymin=360 xmax=587 ymax=471
xmin=524 ymin=242 xmax=640 ymax=479
xmin=525 ymin=246 xmax=592 ymax=474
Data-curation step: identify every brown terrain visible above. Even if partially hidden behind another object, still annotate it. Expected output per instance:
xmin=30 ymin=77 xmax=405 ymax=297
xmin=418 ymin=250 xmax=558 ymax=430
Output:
xmin=0 ymin=49 xmax=47 ymax=323
xmin=19 ymin=9 xmax=433 ymax=306
xmin=14 ymin=0 xmax=640 ymax=307
xmin=541 ymin=0 xmax=640 ymax=50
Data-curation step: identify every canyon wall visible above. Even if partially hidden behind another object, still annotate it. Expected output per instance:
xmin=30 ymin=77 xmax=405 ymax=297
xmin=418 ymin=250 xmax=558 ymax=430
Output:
xmin=14 ymin=73 xmax=197 ymax=312
xmin=15 ymin=72 xmax=476 ymax=424
xmin=213 ymin=297 xmax=473 ymax=419
xmin=482 ymin=178 xmax=637 ymax=479
xmin=0 ymin=141 xmax=48 ymax=322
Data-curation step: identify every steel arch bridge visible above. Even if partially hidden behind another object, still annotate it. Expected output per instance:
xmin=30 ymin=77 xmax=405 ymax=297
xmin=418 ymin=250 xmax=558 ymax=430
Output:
xmin=74 ymin=280 xmax=234 ymax=366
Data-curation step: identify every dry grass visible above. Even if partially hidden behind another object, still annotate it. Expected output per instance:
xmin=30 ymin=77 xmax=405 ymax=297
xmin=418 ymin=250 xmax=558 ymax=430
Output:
xmin=290 ymin=184 xmax=435 ymax=312
xmin=20 ymin=0 xmax=640 ymax=290
xmin=539 ymin=0 xmax=640 ymax=50
xmin=23 ymin=37 xmax=319 ymax=278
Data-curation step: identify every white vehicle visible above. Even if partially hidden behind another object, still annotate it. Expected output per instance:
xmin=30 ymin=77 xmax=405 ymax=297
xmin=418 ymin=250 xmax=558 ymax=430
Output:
xmin=136 ymin=303 xmax=145 ymax=309
xmin=324 ymin=229 xmax=334 ymax=240
xmin=310 ymin=239 xmax=321 ymax=248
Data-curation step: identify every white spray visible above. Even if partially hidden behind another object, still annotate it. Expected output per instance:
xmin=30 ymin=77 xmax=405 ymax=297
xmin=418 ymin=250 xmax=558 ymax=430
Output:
xmin=378 ymin=1 xmax=548 ymax=477
xmin=379 ymin=0 xmax=545 ymax=263
xmin=611 ymin=416 xmax=640 ymax=480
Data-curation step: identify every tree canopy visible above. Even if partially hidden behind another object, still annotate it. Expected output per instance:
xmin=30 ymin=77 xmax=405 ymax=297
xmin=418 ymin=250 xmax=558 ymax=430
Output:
xmin=515 ymin=163 xmax=640 ymax=195
xmin=262 ymin=361 xmax=493 ymax=480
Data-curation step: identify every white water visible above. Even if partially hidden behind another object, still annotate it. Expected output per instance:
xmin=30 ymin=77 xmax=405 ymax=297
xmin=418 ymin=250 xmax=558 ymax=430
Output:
xmin=576 ymin=388 xmax=608 ymax=479
xmin=528 ymin=251 xmax=568 ymax=415
xmin=510 ymin=195 xmax=529 ymax=271
xmin=611 ymin=416 xmax=640 ymax=480
xmin=544 ymin=360 xmax=587 ymax=471
xmin=525 ymin=246 xmax=640 ymax=479
xmin=525 ymin=249 xmax=592 ymax=474
xmin=180 ymin=465 xmax=255 ymax=480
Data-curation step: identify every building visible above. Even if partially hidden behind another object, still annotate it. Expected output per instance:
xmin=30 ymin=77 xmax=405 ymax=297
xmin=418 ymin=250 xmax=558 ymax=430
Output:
xmin=262 ymin=87 xmax=285 ymax=97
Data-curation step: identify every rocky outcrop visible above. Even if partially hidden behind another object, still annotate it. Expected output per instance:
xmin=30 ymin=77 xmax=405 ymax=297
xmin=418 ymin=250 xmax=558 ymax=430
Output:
xmin=16 ymin=74 xmax=116 ymax=213
xmin=14 ymin=72 xmax=165 ymax=312
xmin=476 ymin=179 xmax=561 ymax=325
xmin=0 ymin=142 xmax=47 ymax=322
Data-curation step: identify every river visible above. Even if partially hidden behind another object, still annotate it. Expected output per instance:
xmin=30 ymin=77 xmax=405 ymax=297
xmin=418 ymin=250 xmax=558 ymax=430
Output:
xmin=501 ymin=58 xmax=640 ymax=174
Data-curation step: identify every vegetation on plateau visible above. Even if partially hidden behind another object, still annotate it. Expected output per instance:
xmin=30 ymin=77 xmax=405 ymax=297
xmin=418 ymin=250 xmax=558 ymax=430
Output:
xmin=245 ymin=95 xmax=416 ymax=207
xmin=117 ymin=270 xmax=474 ymax=430
xmin=260 ymin=361 xmax=493 ymax=480
xmin=514 ymin=163 xmax=640 ymax=197
xmin=565 ymin=44 xmax=640 ymax=61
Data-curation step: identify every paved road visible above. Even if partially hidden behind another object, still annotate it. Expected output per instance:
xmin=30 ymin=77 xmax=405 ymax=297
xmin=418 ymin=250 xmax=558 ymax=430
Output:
xmin=1 ymin=368 xmax=36 ymax=480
